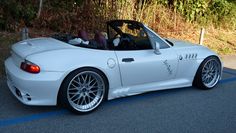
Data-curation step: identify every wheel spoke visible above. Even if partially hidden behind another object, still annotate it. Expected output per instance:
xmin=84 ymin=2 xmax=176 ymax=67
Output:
xmin=89 ymin=91 xmax=97 ymax=97
xmin=83 ymin=96 xmax=87 ymax=105
xmin=210 ymin=65 xmax=215 ymax=71
xmin=72 ymin=94 xmax=81 ymax=102
xmin=81 ymin=74 xmax=88 ymax=84
xmin=87 ymin=75 xmax=92 ymax=84
xmin=70 ymin=93 xmax=79 ymax=99
xmin=78 ymin=76 xmax=82 ymax=84
xmin=72 ymin=79 xmax=81 ymax=86
xmin=208 ymin=76 xmax=213 ymax=83
xmin=87 ymin=93 xmax=95 ymax=99
xmin=86 ymin=95 xmax=92 ymax=103
xmin=69 ymin=87 xmax=78 ymax=91
xmin=70 ymin=82 xmax=78 ymax=88
xmin=68 ymin=91 xmax=79 ymax=95
xmin=89 ymin=88 xmax=102 ymax=93
xmin=90 ymin=81 xmax=97 ymax=88
xmin=206 ymin=63 xmax=210 ymax=70
xmin=202 ymin=75 xmax=207 ymax=81
xmin=88 ymin=78 xmax=95 ymax=86
xmin=84 ymin=74 xmax=88 ymax=83
xmin=208 ymin=61 xmax=212 ymax=69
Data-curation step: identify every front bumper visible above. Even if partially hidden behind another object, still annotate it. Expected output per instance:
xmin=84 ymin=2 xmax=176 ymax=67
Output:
xmin=4 ymin=57 xmax=65 ymax=106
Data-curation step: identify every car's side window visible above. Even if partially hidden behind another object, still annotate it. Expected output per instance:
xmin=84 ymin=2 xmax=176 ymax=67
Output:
xmin=113 ymin=32 xmax=152 ymax=51
xmin=144 ymin=26 xmax=170 ymax=49
xmin=110 ymin=23 xmax=153 ymax=51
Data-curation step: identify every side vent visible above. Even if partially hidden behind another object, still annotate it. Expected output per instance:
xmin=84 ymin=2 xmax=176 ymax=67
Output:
xmin=183 ymin=53 xmax=198 ymax=60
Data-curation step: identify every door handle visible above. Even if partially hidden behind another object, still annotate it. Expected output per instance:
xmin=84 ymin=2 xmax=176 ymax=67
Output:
xmin=122 ymin=58 xmax=134 ymax=62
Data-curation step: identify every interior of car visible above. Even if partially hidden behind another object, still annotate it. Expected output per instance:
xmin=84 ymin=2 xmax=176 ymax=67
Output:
xmin=52 ymin=20 xmax=154 ymax=51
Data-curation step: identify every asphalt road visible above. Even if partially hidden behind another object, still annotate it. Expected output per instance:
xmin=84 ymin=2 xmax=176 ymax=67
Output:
xmin=0 ymin=56 xmax=236 ymax=133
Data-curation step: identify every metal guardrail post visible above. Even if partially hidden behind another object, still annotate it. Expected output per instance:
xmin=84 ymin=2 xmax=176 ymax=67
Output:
xmin=199 ymin=28 xmax=205 ymax=45
xmin=21 ymin=27 xmax=29 ymax=40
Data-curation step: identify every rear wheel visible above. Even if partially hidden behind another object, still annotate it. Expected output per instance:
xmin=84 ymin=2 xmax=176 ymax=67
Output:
xmin=59 ymin=68 xmax=108 ymax=114
xmin=193 ymin=56 xmax=221 ymax=89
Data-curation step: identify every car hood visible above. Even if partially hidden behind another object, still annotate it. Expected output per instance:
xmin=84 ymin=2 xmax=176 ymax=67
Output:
xmin=166 ymin=38 xmax=198 ymax=47
xmin=12 ymin=38 xmax=73 ymax=58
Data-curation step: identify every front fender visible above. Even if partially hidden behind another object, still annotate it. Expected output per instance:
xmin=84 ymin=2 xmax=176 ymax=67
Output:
xmin=174 ymin=45 xmax=221 ymax=83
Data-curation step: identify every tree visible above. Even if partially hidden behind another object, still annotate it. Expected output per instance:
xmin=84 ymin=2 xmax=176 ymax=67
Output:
xmin=37 ymin=0 xmax=43 ymax=18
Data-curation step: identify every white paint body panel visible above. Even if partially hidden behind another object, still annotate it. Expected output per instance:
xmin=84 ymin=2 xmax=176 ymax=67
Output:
xmin=4 ymin=37 xmax=221 ymax=105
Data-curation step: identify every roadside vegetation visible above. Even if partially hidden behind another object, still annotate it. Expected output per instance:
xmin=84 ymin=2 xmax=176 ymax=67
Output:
xmin=0 ymin=0 xmax=236 ymax=77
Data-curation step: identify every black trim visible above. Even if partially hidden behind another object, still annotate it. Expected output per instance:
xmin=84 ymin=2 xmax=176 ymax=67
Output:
xmin=122 ymin=58 xmax=135 ymax=62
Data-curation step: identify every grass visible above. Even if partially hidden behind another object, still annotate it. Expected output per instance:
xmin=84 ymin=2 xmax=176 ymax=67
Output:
xmin=162 ymin=29 xmax=236 ymax=55
xmin=204 ymin=30 xmax=236 ymax=55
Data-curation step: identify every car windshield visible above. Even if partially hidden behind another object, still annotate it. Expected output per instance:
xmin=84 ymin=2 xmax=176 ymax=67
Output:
xmin=143 ymin=25 xmax=171 ymax=49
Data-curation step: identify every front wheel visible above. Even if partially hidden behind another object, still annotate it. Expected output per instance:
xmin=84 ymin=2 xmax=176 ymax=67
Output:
xmin=193 ymin=56 xmax=221 ymax=89
xmin=59 ymin=68 xmax=108 ymax=114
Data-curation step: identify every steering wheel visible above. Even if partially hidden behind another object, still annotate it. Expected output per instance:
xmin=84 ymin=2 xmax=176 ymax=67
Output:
xmin=119 ymin=33 xmax=136 ymax=49
xmin=112 ymin=33 xmax=134 ymax=43
xmin=113 ymin=33 xmax=120 ymax=39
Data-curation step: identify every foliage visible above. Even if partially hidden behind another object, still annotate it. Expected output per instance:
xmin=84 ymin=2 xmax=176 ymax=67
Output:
xmin=208 ymin=0 xmax=236 ymax=28
xmin=169 ymin=0 xmax=235 ymax=28
xmin=173 ymin=0 xmax=208 ymax=22
xmin=0 ymin=0 xmax=235 ymax=31
xmin=0 ymin=0 xmax=38 ymax=31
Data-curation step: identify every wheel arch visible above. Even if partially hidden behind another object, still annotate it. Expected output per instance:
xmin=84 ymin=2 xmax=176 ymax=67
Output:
xmin=193 ymin=55 xmax=222 ymax=86
xmin=56 ymin=66 xmax=110 ymax=105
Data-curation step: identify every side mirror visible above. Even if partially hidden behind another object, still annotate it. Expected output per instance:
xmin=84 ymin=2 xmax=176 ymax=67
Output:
xmin=154 ymin=42 xmax=161 ymax=55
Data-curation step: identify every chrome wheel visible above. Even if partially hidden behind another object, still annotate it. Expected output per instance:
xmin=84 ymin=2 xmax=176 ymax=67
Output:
xmin=201 ymin=58 xmax=221 ymax=88
xmin=67 ymin=71 xmax=105 ymax=112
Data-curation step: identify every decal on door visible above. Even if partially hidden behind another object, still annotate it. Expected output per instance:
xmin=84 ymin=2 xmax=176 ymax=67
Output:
xmin=163 ymin=60 xmax=172 ymax=75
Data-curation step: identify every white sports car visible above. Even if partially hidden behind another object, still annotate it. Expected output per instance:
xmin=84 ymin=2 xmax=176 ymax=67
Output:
xmin=5 ymin=20 xmax=222 ymax=114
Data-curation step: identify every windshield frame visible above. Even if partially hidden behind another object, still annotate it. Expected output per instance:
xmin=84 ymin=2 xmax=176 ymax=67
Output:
xmin=143 ymin=25 xmax=171 ymax=49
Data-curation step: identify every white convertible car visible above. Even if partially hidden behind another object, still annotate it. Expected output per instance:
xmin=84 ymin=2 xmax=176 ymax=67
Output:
xmin=5 ymin=20 xmax=222 ymax=114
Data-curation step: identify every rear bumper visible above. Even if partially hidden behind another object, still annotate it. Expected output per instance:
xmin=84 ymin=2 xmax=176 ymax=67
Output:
xmin=4 ymin=57 xmax=65 ymax=106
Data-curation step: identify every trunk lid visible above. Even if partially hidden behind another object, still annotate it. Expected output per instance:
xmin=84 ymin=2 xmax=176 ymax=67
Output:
xmin=11 ymin=37 xmax=73 ymax=67
xmin=12 ymin=37 xmax=73 ymax=58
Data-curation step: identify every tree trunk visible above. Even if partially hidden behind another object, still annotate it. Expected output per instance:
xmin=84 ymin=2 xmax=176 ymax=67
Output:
xmin=37 ymin=0 xmax=43 ymax=18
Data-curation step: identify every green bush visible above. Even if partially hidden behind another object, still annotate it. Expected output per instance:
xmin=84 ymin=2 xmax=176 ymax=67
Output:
xmin=168 ymin=0 xmax=235 ymax=29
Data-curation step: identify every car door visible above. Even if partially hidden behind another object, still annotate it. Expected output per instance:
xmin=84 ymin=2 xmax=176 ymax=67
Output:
xmin=115 ymin=48 xmax=178 ymax=87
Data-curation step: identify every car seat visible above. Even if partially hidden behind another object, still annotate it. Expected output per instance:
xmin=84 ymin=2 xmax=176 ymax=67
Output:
xmin=94 ymin=32 xmax=108 ymax=49
xmin=78 ymin=30 xmax=89 ymax=41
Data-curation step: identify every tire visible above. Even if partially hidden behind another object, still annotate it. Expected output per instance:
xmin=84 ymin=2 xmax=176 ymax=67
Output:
xmin=58 ymin=68 xmax=108 ymax=114
xmin=193 ymin=56 xmax=221 ymax=89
